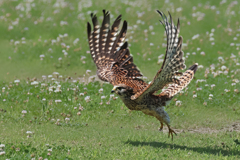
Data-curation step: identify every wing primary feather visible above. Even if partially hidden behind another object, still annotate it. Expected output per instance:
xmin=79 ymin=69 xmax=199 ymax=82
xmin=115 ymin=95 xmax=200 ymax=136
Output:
xmin=159 ymin=63 xmax=198 ymax=98
xmin=87 ymin=11 xmax=144 ymax=84
xmin=105 ymin=15 xmax=122 ymax=54
xmin=111 ymin=20 xmax=128 ymax=53
xmin=99 ymin=10 xmax=110 ymax=54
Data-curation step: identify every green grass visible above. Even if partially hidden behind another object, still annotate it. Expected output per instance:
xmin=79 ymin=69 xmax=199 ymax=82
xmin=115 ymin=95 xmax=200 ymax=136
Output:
xmin=0 ymin=0 xmax=240 ymax=159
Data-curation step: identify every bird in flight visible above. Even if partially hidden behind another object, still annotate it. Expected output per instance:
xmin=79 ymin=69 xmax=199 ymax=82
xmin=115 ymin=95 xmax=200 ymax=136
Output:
xmin=87 ymin=10 xmax=198 ymax=140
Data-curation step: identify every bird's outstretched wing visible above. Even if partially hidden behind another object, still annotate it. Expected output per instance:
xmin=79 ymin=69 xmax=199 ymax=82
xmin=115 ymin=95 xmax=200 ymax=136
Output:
xmin=131 ymin=11 xmax=189 ymax=100
xmin=87 ymin=10 xmax=147 ymax=91
xmin=159 ymin=64 xmax=198 ymax=98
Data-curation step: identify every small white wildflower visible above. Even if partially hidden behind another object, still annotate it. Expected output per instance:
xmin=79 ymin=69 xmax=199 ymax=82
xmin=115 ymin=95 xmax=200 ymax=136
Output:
xmin=224 ymin=89 xmax=230 ymax=92
xmin=209 ymin=94 xmax=213 ymax=97
xmin=221 ymin=66 xmax=227 ymax=70
xmin=14 ymin=79 xmax=20 ymax=83
xmin=26 ymin=131 xmax=32 ymax=134
xmin=175 ymin=100 xmax=182 ymax=106
xmin=0 ymin=151 xmax=5 ymax=155
xmin=85 ymin=96 xmax=90 ymax=102
xmin=110 ymin=94 xmax=114 ymax=99
xmin=211 ymin=84 xmax=215 ymax=89
xmin=86 ymin=70 xmax=91 ymax=74
xmin=79 ymin=93 xmax=84 ymax=96
xmin=101 ymin=96 xmax=106 ymax=99
xmin=0 ymin=144 xmax=5 ymax=148
xmin=55 ymin=99 xmax=62 ymax=103
xmin=31 ymin=81 xmax=39 ymax=85
xmin=193 ymin=94 xmax=197 ymax=98
xmin=98 ymin=88 xmax=103 ymax=93
xmin=22 ymin=110 xmax=27 ymax=114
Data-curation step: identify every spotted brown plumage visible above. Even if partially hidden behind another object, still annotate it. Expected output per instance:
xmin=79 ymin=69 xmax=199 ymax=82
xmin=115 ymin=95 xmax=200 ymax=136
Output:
xmin=87 ymin=10 xmax=198 ymax=140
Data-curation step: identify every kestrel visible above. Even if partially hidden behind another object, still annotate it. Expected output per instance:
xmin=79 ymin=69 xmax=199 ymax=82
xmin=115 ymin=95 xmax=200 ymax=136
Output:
xmin=87 ymin=10 xmax=198 ymax=140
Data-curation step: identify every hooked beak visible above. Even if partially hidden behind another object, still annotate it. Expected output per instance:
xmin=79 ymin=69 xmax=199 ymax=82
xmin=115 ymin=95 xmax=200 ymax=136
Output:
xmin=111 ymin=86 xmax=117 ymax=93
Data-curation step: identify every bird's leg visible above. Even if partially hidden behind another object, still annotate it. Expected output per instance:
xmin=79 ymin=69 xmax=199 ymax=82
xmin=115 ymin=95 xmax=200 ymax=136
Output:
xmin=167 ymin=125 xmax=177 ymax=141
xmin=159 ymin=122 xmax=164 ymax=131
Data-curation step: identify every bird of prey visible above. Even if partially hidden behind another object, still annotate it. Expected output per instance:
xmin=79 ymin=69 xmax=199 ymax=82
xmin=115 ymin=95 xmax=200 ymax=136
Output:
xmin=87 ymin=10 xmax=198 ymax=140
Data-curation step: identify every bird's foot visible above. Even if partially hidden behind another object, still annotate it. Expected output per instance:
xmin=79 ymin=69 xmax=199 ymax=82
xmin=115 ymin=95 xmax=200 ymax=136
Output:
xmin=158 ymin=122 xmax=164 ymax=132
xmin=168 ymin=126 xmax=177 ymax=140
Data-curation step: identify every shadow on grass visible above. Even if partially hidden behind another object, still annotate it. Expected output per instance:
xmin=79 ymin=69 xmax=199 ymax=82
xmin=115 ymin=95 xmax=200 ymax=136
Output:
xmin=125 ymin=140 xmax=239 ymax=157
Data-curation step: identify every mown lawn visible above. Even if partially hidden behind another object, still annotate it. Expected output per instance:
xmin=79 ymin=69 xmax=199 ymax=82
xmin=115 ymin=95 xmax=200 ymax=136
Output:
xmin=0 ymin=0 xmax=240 ymax=159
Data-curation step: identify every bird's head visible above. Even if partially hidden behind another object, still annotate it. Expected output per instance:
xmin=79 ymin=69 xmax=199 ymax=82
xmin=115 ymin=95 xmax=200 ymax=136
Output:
xmin=111 ymin=84 xmax=134 ymax=97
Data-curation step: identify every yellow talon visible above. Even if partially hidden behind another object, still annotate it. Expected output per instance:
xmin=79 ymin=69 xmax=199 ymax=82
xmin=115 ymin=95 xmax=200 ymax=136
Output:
xmin=168 ymin=126 xmax=177 ymax=140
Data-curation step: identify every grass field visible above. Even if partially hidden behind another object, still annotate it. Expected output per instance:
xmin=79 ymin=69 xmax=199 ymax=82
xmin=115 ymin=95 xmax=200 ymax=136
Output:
xmin=0 ymin=0 xmax=240 ymax=159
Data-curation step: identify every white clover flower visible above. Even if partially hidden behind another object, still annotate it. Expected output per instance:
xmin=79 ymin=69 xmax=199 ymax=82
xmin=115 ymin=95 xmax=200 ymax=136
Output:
xmin=42 ymin=98 xmax=46 ymax=101
xmin=86 ymin=70 xmax=91 ymax=74
xmin=54 ymin=88 xmax=61 ymax=93
xmin=60 ymin=21 xmax=68 ymax=26
xmin=211 ymin=84 xmax=216 ymax=88
xmin=85 ymin=96 xmax=90 ymax=102
xmin=49 ymin=86 xmax=54 ymax=92
xmin=14 ymin=79 xmax=20 ymax=83
xmin=40 ymin=54 xmax=45 ymax=59
xmin=14 ymin=41 xmax=20 ymax=45
xmin=224 ymin=89 xmax=230 ymax=92
xmin=218 ymin=56 xmax=224 ymax=62
xmin=209 ymin=94 xmax=213 ymax=97
xmin=223 ymin=70 xmax=228 ymax=75
xmin=98 ymin=88 xmax=103 ymax=93
xmin=0 ymin=151 xmax=5 ymax=155
xmin=110 ymin=94 xmax=114 ymax=99
xmin=101 ymin=96 xmax=106 ymax=99
xmin=221 ymin=66 xmax=227 ymax=70
xmin=79 ymin=93 xmax=84 ymax=96
xmin=58 ymin=57 xmax=62 ymax=61
xmin=48 ymin=148 xmax=52 ymax=152
xmin=198 ymin=65 xmax=204 ymax=69
xmin=73 ymin=38 xmax=79 ymax=45
xmin=53 ymin=72 xmax=59 ymax=75
xmin=193 ymin=94 xmax=197 ymax=98
xmin=231 ymin=83 xmax=236 ymax=86
xmin=55 ymin=99 xmax=62 ymax=103
xmin=31 ymin=81 xmax=39 ymax=85
xmin=0 ymin=144 xmax=5 ymax=148
xmin=26 ymin=131 xmax=32 ymax=134
xmin=22 ymin=110 xmax=27 ymax=114
xmin=192 ymin=34 xmax=199 ymax=40
xmin=175 ymin=100 xmax=182 ymax=106
xmin=65 ymin=118 xmax=70 ymax=121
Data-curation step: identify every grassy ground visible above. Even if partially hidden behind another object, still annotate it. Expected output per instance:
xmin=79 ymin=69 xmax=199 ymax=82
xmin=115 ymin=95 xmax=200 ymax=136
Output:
xmin=0 ymin=0 xmax=240 ymax=159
